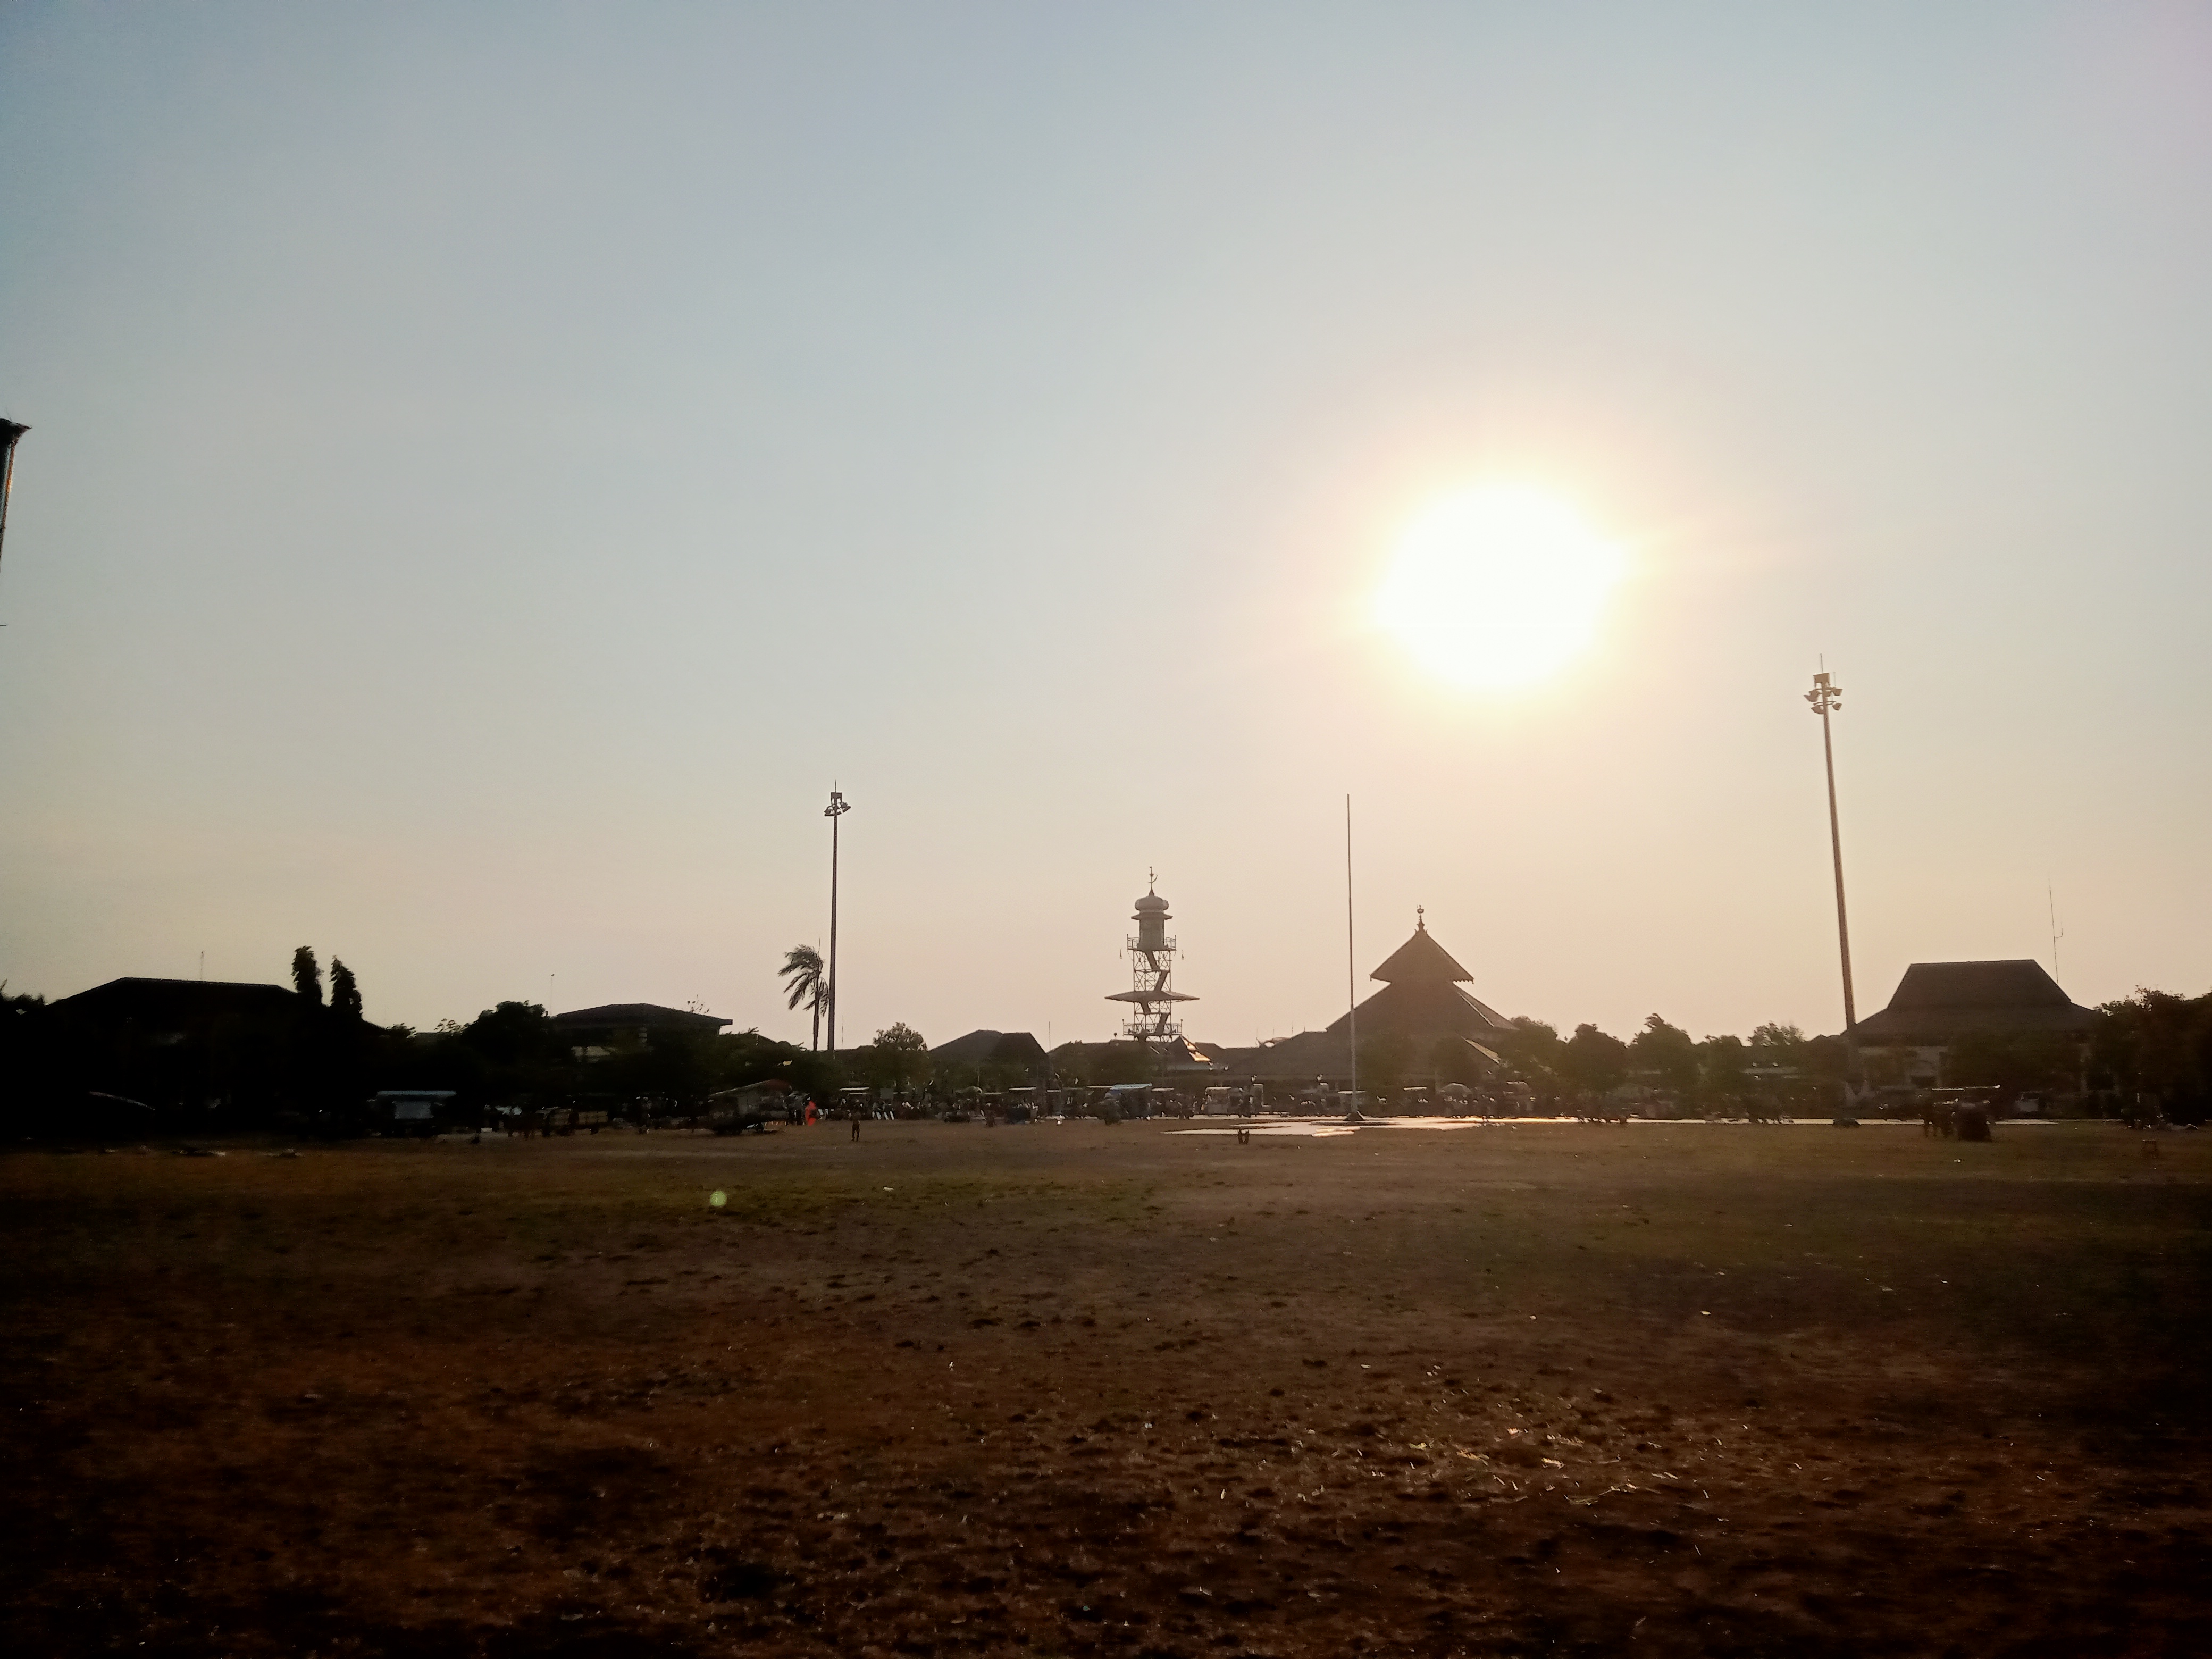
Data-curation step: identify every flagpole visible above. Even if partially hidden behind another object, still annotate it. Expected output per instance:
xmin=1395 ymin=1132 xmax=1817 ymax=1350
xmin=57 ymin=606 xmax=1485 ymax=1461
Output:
xmin=1346 ymin=794 xmax=1360 ymax=1120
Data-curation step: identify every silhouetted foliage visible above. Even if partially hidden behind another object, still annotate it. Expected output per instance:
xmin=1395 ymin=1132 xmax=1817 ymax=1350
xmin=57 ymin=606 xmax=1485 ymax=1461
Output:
xmin=858 ymin=1022 xmax=930 ymax=1091
xmin=1356 ymin=1030 xmax=1414 ymax=1097
xmin=1748 ymin=1022 xmax=1807 ymax=1062
xmin=1699 ymin=1033 xmax=1749 ymax=1105
xmin=291 ymin=946 xmax=322 ymax=1004
xmin=2090 ymin=989 xmax=2212 ymax=1122
xmin=329 ymin=959 xmax=363 ymax=1023
xmin=1430 ymin=1036 xmax=1498 ymax=1087
xmin=1563 ymin=1023 xmax=1630 ymax=1095
xmin=778 ymin=945 xmax=827 ymax=1050
xmin=1630 ymin=1014 xmax=1700 ymax=1094
xmin=1940 ymin=1029 xmax=2079 ymax=1108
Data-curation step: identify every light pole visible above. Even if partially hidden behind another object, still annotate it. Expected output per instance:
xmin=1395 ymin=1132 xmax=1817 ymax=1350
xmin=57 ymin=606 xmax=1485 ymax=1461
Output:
xmin=1345 ymin=793 xmax=1360 ymax=1121
xmin=0 ymin=420 xmax=28 ymax=585
xmin=1805 ymin=668 xmax=1858 ymax=1093
xmin=824 ymin=790 xmax=852 ymax=1070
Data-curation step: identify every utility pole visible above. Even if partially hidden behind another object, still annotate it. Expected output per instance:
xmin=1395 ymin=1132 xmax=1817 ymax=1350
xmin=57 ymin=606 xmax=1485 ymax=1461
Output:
xmin=824 ymin=790 xmax=852 ymax=1070
xmin=1805 ymin=668 xmax=1857 ymax=1093
xmin=0 ymin=420 xmax=28 ymax=585
xmin=1345 ymin=793 xmax=1360 ymax=1121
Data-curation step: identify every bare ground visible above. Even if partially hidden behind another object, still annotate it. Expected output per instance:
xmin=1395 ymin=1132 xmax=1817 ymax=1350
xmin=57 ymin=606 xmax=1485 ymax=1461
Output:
xmin=3 ymin=1118 xmax=2208 ymax=1657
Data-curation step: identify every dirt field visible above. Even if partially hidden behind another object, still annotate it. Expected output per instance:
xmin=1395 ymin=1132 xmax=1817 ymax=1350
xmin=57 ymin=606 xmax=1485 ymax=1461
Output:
xmin=4 ymin=1118 xmax=2208 ymax=1657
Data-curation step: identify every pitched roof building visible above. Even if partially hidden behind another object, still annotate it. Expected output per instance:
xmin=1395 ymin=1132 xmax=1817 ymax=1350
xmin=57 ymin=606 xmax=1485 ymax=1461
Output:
xmin=550 ymin=1003 xmax=732 ymax=1049
xmin=1323 ymin=912 xmax=1515 ymax=1046
xmin=929 ymin=1029 xmax=1048 ymax=1070
xmin=47 ymin=976 xmax=300 ymax=1032
xmin=1210 ymin=912 xmax=1515 ymax=1084
xmin=1850 ymin=960 xmax=2096 ymax=1045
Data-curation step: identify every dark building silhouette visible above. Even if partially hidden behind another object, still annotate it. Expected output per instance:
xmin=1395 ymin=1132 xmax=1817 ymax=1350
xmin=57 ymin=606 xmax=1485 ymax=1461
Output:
xmin=48 ymin=976 xmax=299 ymax=1031
xmin=1851 ymin=960 xmax=2095 ymax=1043
xmin=1851 ymin=959 xmax=2096 ymax=1089
xmin=36 ymin=977 xmax=307 ymax=1126
xmin=1323 ymin=912 xmax=1516 ymax=1048
xmin=551 ymin=1003 xmax=731 ymax=1057
xmin=929 ymin=1028 xmax=1048 ymax=1072
xmin=1213 ymin=913 xmax=1513 ymax=1087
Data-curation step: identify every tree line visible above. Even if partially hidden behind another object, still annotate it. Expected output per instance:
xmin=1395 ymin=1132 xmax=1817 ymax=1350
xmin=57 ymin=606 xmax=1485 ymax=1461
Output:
xmin=6 ymin=945 xmax=2207 ymax=1135
xmin=0 ymin=949 xmax=835 ymax=1137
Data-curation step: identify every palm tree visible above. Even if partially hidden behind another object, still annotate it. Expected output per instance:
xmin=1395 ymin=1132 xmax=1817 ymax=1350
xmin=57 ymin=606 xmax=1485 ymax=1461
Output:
xmin=779 ymin=945 xmax=828 ymax=1050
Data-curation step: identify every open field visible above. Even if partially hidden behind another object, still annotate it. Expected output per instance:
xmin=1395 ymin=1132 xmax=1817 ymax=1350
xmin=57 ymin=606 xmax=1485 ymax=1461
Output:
xmin=4 ymin=1119 xmax=2208 ymax=1657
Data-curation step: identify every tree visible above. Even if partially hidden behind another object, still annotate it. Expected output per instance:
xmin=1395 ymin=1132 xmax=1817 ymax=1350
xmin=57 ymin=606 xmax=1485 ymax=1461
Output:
xmin=1943 ymin=1029 xmax=2077 ymax=1108
xmin=1698 ymin=1033 xmax=1749 ymax=1108
xmin=778 ymin=945 xmax=828 ymax=1050
xmin=1630 ymin=1014 xmax=1700 ymax=1094
xmin=460 ymin=1002 xmax=566 ymax=1074
xmin=2092 ymin=990 xmax=2212 ymax=1122
xmin=1432 ymin=1036 xmax=1498 ymax=1087
xmin=1749 ymin=1023 xmax=1808 ymax=1061
xmin=1563 ymin=1023 xmax=1630 ymax=1095
xmin=1356 ymin=1030 xmax=1414 ymax=1100
xmin=1495 ymin=1017 xmax=1566 ymax=1109
xmin=329 ymin=959 xmax=363 ymax=1022
xmin=863 ymin=1021 xmax=930 ymax=1091
xmin=1497 ymin=1017 xmax=1563 ymax=1074
xmin=292 ymin=946 xmax=323 ymax=1004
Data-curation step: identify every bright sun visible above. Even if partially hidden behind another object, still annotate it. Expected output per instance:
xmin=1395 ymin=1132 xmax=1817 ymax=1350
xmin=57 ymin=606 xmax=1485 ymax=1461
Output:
xmin=1375 ymin=484 xmax=1624 ymax=691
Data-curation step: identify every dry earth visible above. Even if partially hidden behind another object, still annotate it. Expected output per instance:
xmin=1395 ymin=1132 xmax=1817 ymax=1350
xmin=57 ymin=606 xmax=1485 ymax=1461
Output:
xmin=4 ymin=1118 xmax=2208 ymax=1657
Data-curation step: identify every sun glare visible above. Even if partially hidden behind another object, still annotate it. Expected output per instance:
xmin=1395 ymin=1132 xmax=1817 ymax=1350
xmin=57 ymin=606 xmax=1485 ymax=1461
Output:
xmin=1375 ymin=484 xmax=1624 ymax=691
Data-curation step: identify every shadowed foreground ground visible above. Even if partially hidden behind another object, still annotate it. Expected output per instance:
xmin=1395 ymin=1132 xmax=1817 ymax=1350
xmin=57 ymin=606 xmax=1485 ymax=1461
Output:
xmin=4 ymin=1119 xmax=2208 ymax=1657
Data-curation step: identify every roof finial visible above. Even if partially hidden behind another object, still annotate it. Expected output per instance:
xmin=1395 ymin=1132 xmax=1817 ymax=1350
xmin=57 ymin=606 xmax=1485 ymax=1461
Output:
xmin=1148 ymin=865 xmax=1157 ymax=893
xmin=1417 ymin=904 xmax=1426 ymax=930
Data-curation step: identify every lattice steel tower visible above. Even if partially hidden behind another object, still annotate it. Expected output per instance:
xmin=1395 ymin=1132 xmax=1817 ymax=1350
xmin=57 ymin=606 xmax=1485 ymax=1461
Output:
xmin=1105 ymin=872 xmax=1197 ymax=1041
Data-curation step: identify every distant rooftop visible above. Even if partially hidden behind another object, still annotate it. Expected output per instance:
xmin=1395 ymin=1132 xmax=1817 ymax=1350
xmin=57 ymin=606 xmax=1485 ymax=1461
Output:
xmin=931 ymin=1029 xmax=1047 ymax=1067
xmin=550 ymin=1003 xmax=731 ymax=1032
xmin=1368 ymin=917 xmax=1473 ymax=984
xmin=1853 ymin=960 xmax=2094 ymax=1042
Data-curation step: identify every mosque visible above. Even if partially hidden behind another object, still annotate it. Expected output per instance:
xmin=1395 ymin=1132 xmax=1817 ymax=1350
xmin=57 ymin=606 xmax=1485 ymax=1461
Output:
xmin=1205 ymin=908 xmax=1517 ymax=1088
xmin=1086 ymin=878 xmax=1515 ymax=1090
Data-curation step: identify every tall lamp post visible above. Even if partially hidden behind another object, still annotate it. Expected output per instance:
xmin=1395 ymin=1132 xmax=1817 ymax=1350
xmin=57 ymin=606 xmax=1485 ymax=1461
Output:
xmin=1805 ymin=669 xmax=1858 ymax=1094
xmin=0 ymin=420 xmax=28 ymax=583
xmin=824 ymin=790 xmax=852 ymax=1070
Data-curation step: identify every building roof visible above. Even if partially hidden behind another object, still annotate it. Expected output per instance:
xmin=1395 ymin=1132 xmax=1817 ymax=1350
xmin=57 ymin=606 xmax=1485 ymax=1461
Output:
xmin=47 ymin=977 xmax=301 ymax=1025
xmin=1146 ymin=1035 xmax=1226 ymax=1071
xmin=1851 ymin=960 xmax=2096 ymax=1042
xmin=1368 ymin=917 xmax=1472 ymax=984
xmin=1204 ymin=1029 xmax=1350 ymax=1080
xmin=550 ymin=1003 xmax=732 ymax=1033
xmin=930 ymin=1028 xmax=1047 ymax=1067
xmin=1324 ymin=978 xmax=1515 ymax=1042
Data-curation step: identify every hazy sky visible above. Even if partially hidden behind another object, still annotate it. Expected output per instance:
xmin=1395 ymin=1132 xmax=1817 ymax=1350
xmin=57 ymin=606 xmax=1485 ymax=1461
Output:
xmin=4 ymin=3 xmax=2208 ymax=1049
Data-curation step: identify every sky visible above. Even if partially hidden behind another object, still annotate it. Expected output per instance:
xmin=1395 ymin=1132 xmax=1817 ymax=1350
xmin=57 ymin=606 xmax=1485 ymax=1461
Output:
xmin=3 ymin=2 xmax=2209 ymax=1050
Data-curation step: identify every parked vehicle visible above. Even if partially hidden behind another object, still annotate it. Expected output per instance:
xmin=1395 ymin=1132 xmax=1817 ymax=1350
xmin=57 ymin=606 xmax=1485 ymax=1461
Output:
xmin=705 ymin=1080 xmax=794 ymax=1135
xmin=370 ymin=1090 xmax=457 ymax=1138
xmin=1102 ymin=1083 xmax=1154 ymax=1120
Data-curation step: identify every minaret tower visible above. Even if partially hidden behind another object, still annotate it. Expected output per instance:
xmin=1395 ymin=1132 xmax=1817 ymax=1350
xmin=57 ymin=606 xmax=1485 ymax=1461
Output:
xmin=1105 ymin=872 xmax=1198 ymax=1042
